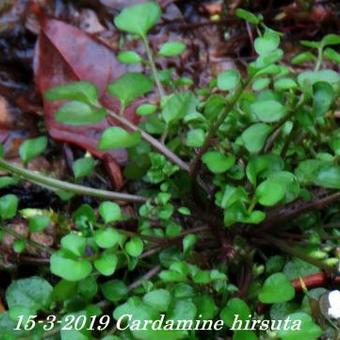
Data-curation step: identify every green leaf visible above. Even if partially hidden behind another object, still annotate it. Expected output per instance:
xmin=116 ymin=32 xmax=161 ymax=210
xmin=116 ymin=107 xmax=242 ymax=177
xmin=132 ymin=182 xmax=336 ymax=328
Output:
xmin=143 ymin=289 xmax=171 ymax=312
xmin=114 ymin=2 xmax=161 ymax=37
xmin=72 ymin=157 xmax=95 ymax=179
xmin=50 ymin=250 xmax=92 ymax=282
xmin=29 ymin=215 xmax=50 ymax=232
xmin=94 ymin=228 xmax=123 ymax=249
xmin=217 ymin=70 xmax=240 ymax=91
xmin=186 ymin=129 xmax=205 ymax=147
xmin=19 ymin=136 xmax=47 ymax=163
xmin=324 ymin=47 xmax=340 ymax=64
xmin=125 ymin=236 xmax=144 ymax=257
xmin=202 ymin=151 xmax=236 ymax=174
xmin=0 ymin=176 xmax=19 ymax=188
xmin=313 ymin=81 xmax=334 ymax=116
xmin=321 ymin=34 xmax=340 ymax=47
xmin=159 ymin=41 xmax=186 ymax=57
xmin=6 ymin=277 xmax=53 ymax=312
xmin=113 ymin=296 xmax=158 ymax=323
xmin=183 ymin=234 xmax=197 ymax=255
xmin=98 ymin=127 xmax=141 ymax=150
xmin=258 ymin=273 xmax=295 ymax=304
xmin=55 ymin=101 xmax=106 ymax=125
xmin=235 ymin=8 xmax=260 ymax=25
xmin=162 ymin=92 xmax=199 ymax=124
xmin=241 ymin=123 xmax=272 ymax=153
xmin=283 ymin=259 xmax=319 ymax=280
xmin=274 ymin=78 xmax=297 ymax=91
xmin=246 ymin=154 xmax=284 ymax=186
xmin=167 ymin=298 xmax=197 ymax=321
xmin=108 ymin=73 xmax=153 ymax=108
xmin=291 ymin=51 xmax=316 ymax=64
xmin=278 ymin=312 xmax=322 ymax=340
xmin=136 ymin=103 xmax=157 ymax=116
xmin=94 ymin=252 xmax=118 ymax=276
xmin=61 ymin=234 xmax=87 ymax=257
xmin=45 ymin=81 xmax=98 ymax=105
xmin=194 ymin=295 xmax=217 ymax=320
xmin=13 ymin=239 xmax=26 ymax=253
xmin=117 ymin=51 xmax=142 ymax=64
xmin=0 ymin=194 xmax=18 ymax=220
xmin=254 ymin=28 xmax=280 ymax=55
xmin=255 ymin=178 xmax=285 ymax=206
xmin=101 ymin=280 xmax=128 ymax=302
xmin=220 ymin=298 xmax=251 ymax=327
xmin=300 ymin=40 xmax=321 ymax=49
xmin=268 ymin=171 xmax=300 ymax=203
xmin=250 ymin=99 xmax=286 ymax=122
xmin=298 ymin=69 xmax=340 ymax=90
xmin=99 ymin=202 xmax=122 ymax=223
xmin=313 ymin=163 xmax=340 ymax=189
xmin=252 ymin=77 xmax=271 ymax=91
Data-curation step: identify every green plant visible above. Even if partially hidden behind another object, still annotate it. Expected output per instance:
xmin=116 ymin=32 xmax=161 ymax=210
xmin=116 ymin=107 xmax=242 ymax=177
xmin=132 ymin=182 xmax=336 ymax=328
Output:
xmin=0 ymin=3 xmax=340 ymax=340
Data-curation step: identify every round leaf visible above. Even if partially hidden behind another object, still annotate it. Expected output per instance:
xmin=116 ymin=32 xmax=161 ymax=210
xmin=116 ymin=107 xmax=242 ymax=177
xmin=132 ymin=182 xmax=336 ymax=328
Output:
xmin=117 ymin=51 xmax=142 ymax=64
xmin=255 ymin=178 xmax=285 ymax=206
xmin=143 ymin=289 xmax=171 ymax=312
xmin=258 ymin=273 xmax=295 ymax=304
xmin=241 ymin=123 xmax=272 ymax=153
xmin=55 ymin=101 xmax=106 ymax=125
xmin=202 ymin=151 xmax=236 ymax=174
xmin=94 ymin=252 xmax=118 ymax=276
xmin=19 ymin=136 xmax=48 ymax=164
xmin=159 ymin=41 xmax=186 ymax=57
xmin=278 ymin=312 xmax=322 ymax=340
xmin=98 ymin=127 xmax=141 ymax=150
xmin=94 ymin=228 xmax=123 ymax=249
xmin=114 ymin=2 xmax=161 ymax=37
xmin=250 ymin=100 xmax=286 ymax=122
xmin=6 ymin=277 xmax=53 ymax=312
xmin=125 ymin=237 xmax=144 ymax=257
xmin=99 ymin=202 xmax=122 ymax=223
xmin=217 ymin=70 xmax=240 ymax=91
xmin=50 ymin=250 xmax=92 ymax=282
xmin=108 ymin=72 xmax=153 ymax=107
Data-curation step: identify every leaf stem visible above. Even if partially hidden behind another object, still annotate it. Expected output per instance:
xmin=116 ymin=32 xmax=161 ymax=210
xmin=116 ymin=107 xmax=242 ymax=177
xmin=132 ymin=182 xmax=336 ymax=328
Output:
xmin=314 ymin=47 xmax=323 ymax=72
xmin=142 ymin=36 xmax=165 ymax=98
xmin=0 ymin=158 xmax=147 ymax=203
xmin=259 ymin=234 xmax=336 ymax=273
xmin=189 ymin=81 xmax=249 ymax=177
xmin=107 ymin=110 xmax=189 ymax=172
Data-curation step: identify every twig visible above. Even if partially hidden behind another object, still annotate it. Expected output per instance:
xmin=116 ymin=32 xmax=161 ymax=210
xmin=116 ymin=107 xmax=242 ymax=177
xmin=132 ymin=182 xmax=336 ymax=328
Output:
xmin=0 ymin=158 xmax=147 ymax=203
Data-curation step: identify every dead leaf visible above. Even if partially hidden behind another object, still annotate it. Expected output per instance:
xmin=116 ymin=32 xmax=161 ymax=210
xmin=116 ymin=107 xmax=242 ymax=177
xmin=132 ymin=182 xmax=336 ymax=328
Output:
xmin=34 ymin=15 xmax=141 ymax=187
xmin=0 ymin=297 xmax=5 ymax=313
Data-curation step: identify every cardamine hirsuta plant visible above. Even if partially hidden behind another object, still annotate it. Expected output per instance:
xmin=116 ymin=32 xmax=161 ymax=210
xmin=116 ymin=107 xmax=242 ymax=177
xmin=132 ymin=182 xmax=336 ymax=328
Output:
xmin=1 ymin=2 xmax=340 ymax=340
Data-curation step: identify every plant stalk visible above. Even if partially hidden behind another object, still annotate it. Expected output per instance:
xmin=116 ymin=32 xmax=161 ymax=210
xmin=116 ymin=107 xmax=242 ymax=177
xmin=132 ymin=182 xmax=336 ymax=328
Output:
xmin=189 ymin=81 xmax=249 ymax=177
xmin=108 ymin=110 xmax=190 ymax=172
xmin=0 ymin=158 xmax=147 ymax=203
xmin=142 ymin=36 xmax=165 ymax=98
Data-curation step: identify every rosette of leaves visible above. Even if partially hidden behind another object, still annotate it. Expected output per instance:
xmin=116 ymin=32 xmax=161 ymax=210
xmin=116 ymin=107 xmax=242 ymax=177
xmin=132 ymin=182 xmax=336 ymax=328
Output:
xmin=1 ymin=4 xmax=340 ymax=340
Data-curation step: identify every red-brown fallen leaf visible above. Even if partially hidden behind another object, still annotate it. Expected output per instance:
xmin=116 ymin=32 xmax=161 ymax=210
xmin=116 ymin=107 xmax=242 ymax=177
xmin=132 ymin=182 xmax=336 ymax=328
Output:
xmin=34 ymin=14 xmax=140 ymax=188
xmin=0 ymin=297 xmax=5 ymax=313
